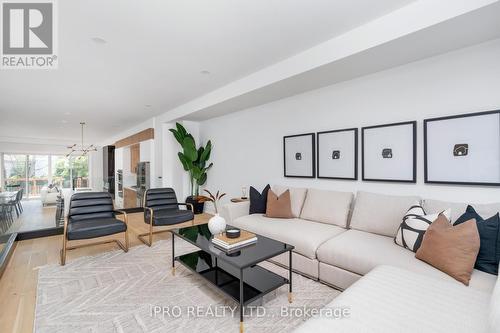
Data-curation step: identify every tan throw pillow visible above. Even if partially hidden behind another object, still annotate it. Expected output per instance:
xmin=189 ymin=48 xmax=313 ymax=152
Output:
xmin=266 ymin=190 xmax=293 ymax=219
xmin=415 ymin=214 xmax=480 ymax=285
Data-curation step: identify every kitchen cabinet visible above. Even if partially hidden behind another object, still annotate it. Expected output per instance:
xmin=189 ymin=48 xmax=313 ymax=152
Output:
xmin=130 ymin=144 xmax=140 ymax=174
xmin=124 ymin=187 xmax=137 ymax=208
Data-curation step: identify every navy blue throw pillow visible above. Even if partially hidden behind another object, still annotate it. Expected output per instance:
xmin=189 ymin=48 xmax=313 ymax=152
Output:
xmin=455 ymin=205 xmax=499 ymax=275
xmin=249 ymin=185 xmax=270 ymax=214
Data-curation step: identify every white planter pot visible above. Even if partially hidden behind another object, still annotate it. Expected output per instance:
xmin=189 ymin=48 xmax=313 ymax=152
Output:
xmin=208 ymin=214 xmax=226 ymax=235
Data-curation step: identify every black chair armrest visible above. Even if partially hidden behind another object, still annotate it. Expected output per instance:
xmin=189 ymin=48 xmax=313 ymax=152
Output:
xmin=113 ymin=209 xmax=127 ymax=215
xmin=177 ymin=203 xmax=194 ymax=212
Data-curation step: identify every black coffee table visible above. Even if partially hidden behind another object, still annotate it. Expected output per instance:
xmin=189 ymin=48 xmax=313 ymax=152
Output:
xmin=171 ymin=224 xmax=294 ymax=332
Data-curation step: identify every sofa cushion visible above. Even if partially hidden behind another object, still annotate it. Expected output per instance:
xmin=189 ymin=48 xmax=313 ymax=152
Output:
xmin=272 ymin=185 xmax=307 ymax=218
xmin=349 ymin=191 xmax=421 ymax=237
xmin=455 ymin=205 xmax=500 ymax=275
xmin=300 ymin=188 xmax=353 ymax=227
xmin=265 ymin=190 xmax=293 ymax=218
xmin=231 ymin=214 xmax=345 ymax=259
xmin=249 ymin=184 xmax=270 ymax=214
xmin=316 ymin=229 xmax=497 ymax=292
xmin=490 ymin=274 xmax=500 ymax=332
xmin=415 ymin=214 xmax=480 ymax=286
xmin=295 ymin=265 xmax=491 ymax=333
xmin=394 ymin=205 xmax=451 ymax=252
xmin=423 ymin=198 xmax=500 ymax=223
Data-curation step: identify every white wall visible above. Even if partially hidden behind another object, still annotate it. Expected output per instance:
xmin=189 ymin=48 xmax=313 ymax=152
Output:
xmin=199 ymin=39 xmax=500 ymax=204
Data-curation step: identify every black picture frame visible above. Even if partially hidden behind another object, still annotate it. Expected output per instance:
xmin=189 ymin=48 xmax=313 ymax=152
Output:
xmin=362 ymin=121 xmax=417 ymax=183
xmin=283 ymin=133 xmax=316 ymax=178
xmin=424 ymin=110 xmax=500 ymax=186
xmin=317 ymin=128 xmax=358 ymax=180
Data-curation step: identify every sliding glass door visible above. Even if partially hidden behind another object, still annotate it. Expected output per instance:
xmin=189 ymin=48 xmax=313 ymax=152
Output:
xmin=2 ymin=153 xmax=90 ymax=198
xmin=3 ymin=154 xmax=27 ymax=196
xmin=27 ymin=155 xmax=49 ymax=197
xmin=51 ymin=155 xmax=71 ymax=188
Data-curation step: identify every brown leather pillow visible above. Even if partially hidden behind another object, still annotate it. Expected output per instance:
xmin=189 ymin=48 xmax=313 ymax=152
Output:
xmin=265 ymin=189 xmax=293 ymax=219
xmin=415 ymin=214 xmax=480 ymax=285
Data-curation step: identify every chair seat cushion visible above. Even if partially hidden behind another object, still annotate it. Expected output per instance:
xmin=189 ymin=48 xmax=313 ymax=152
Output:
xmin=146 ymin=208 xmax=194 ymax=226
xmin=67 ymin=218 xmax=126 ymax=240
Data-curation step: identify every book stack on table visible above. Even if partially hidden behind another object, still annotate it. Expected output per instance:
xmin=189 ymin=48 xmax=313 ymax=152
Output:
xmin=212 ymin=230 xmax=257 ymax=251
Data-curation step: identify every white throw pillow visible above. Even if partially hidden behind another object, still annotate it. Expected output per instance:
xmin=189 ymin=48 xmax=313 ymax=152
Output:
xmin=272 ymin=185 xmax=307 ymax=218
xmin=394 ymin=204 xmax=451 ymax=252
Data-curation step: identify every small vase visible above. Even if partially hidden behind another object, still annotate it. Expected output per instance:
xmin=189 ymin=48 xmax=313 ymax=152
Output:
xmin=208 ymin=214 xmax=226 ymax=235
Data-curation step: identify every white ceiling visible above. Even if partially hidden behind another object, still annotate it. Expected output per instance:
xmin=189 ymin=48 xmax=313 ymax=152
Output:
xmin=0 ymin=0 xmax=416 ymax=143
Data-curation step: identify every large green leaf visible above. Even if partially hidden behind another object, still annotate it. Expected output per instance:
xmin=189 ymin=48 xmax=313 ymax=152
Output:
xmin=176 ymin=122 xmax=187 ymax=137
xmin=182 ymin=136 xmax=198 ymax=161
xmin=191 ymin=166 xmax=202 ymax=180
xmin=197 ymin=147 xmax=204 ymax=162
xmin=200 ymin=140 xmax=212 ymax=163
xmin=198 ymin=172 xmax=207 ymax=185
xmin=169 ymin=128 xmax=183 ymax=144
xmin=177 ymin=152 xmax=191 ymax=171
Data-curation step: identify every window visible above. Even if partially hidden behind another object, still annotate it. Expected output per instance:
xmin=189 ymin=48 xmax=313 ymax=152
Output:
xmin=2 ymin=153 xmax=90 ymax=198
xmin=51 ymin=155 xmax=71 ymax=188
xmin=28 ymin=155 xmax=49 ymax=197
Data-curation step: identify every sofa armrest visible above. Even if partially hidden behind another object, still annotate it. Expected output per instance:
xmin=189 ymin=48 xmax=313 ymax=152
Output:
xmin=220 ymin=201 xmax=250 ymax=224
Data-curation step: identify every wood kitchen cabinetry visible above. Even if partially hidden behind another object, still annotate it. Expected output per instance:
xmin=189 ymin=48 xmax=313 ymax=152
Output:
xmin=123 ymin=188 xmax=137 ymax=208
xmin=130 ymin=144 xmax=140 ymax=174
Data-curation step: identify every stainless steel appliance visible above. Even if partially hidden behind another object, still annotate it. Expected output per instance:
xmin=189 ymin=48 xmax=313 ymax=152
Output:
xmin=136 ymin=162 xmax=150 ymax=206
xmin=116 ymin=169 xmax=123 ymax=198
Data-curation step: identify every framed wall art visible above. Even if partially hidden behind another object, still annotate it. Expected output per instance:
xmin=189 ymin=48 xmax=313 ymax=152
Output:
xmin=424 ymin=110 xmax=500 ymax=186
xmin=362 ymin=121 xmax=416 ymax=183
xmin=317 ymin=128 xmax=358 ymax=180
xmin=283 ymin=133 xmax=315 ymax=178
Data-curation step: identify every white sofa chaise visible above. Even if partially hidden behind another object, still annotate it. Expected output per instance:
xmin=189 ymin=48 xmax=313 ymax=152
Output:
xmin=294 ymin=265 xmax=499 ymax=333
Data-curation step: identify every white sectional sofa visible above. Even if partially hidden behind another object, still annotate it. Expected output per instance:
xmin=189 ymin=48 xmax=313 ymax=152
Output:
xmin=221 ymin=185 xmax=500 ymax=332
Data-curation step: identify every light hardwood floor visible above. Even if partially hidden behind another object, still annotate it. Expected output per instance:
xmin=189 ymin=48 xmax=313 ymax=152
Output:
xmin=0 ymin=210 xmax=212 ymax=333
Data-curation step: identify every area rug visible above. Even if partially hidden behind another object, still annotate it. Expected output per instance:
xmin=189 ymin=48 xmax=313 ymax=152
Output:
xmin=34 ymin=238 xmax=340 ymax=332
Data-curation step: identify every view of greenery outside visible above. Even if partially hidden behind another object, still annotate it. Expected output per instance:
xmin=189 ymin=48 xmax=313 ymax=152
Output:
xmin=2 ymin=154 xmax=89 ymax=198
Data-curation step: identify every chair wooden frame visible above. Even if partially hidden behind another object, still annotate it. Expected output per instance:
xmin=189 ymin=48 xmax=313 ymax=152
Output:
xmin=60 ymin=209 xmax=129 ymax=265
xmin=137 ymin=192 xmax=194 ymax=247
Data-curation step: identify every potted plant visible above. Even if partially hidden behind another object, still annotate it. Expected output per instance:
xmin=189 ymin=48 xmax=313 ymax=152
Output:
xmin=169 ymin=122 xmax=213 ymax=214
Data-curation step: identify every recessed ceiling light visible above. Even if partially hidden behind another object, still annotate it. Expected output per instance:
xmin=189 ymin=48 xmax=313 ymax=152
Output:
xmin=60 ymin=120 xmax=68 ymax=124
xmin=145 ymin=104 xmax=152 ymax=107
xmin=91 ymin=37 xmax=107 ymax=44
xmin=200 ymin=70 xmax=211 ymax=75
